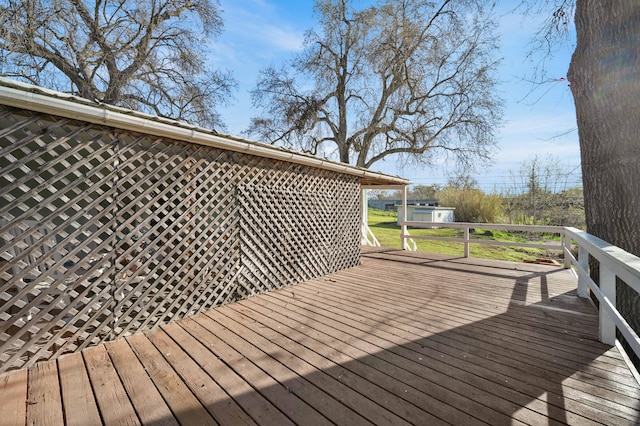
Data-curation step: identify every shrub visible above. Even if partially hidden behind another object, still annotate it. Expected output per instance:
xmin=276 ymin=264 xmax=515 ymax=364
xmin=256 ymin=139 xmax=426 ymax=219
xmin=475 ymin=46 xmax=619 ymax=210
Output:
xmin=439 ymin=188 xmax=503 ymax=223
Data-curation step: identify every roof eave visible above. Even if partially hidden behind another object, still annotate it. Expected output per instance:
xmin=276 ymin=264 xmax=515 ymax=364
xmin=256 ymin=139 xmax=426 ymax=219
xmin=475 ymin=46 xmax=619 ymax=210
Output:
xmin=0 ymin=78 xmax=410 ymax=187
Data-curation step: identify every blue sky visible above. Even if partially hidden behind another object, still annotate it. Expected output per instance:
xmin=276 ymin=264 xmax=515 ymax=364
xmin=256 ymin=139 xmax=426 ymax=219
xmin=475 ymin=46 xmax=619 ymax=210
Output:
xmin=211 ymin=0 xmax=580 ymax=193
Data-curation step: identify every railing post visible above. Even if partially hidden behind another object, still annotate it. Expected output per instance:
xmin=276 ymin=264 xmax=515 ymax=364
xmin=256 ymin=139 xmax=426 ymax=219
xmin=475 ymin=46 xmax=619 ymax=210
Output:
xmin=464 ymin=226 xmax=470 ymax=258
xmin=599 ymin=264 xmax=617 ymax=345
xmin=562 ymin=232 xmax=571 ymax=269
xmin=577 ymin=245 xmax=589 ymax=298
xmin=401 ymin=185 xmax=408 ymax=250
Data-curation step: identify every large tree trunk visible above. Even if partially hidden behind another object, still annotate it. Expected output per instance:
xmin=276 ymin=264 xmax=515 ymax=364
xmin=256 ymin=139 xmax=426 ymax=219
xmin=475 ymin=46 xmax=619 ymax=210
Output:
xmin=568 ymin=1 xmax=640 ymax=359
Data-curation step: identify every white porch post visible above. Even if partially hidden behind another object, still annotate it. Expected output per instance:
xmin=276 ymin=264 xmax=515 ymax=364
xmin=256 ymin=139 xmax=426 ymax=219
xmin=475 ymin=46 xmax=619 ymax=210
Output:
xmin=361 ymin=188 xmax=368 ymax=245
xmin=401 ymin=184 xmax=408 ymax=250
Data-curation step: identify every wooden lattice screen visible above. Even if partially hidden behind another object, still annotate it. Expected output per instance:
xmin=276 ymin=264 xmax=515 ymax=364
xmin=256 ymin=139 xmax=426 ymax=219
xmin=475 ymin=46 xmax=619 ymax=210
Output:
xmin=0 ymin=104 xmax=361 ymax=373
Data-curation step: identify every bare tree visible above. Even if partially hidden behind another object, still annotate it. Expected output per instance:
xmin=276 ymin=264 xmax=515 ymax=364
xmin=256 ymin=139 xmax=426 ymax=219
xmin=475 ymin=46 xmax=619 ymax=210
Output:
xmin=503 ymin=154 xmax=584 ymax=226
xmin=0 ymin=0 xmax=236 ymax=129
xmin=247 ymin=0 xmax=502 ymax=169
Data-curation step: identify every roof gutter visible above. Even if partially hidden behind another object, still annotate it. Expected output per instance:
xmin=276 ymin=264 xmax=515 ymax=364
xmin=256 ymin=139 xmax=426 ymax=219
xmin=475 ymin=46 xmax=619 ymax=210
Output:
xmin=0 ymin=81 xmax=410 ymax=186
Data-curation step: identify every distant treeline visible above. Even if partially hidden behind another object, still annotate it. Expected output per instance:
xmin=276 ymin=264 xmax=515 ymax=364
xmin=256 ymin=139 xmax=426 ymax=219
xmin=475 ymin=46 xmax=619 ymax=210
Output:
xmin=369 ymin=184 xmax=585 ymax=229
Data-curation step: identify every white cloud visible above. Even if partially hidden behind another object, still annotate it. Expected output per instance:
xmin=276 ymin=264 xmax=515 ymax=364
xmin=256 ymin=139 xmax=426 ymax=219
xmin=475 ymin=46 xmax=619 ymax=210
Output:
xmin=500 ymin=111 xmax=576 ymax=137
xmin=211 ymin=1 xmax=312 ymax=134
xmin=258 ymin=24 xmax=305 ymax=51
xmin=221 ymin=1 xmax=306 ymax=55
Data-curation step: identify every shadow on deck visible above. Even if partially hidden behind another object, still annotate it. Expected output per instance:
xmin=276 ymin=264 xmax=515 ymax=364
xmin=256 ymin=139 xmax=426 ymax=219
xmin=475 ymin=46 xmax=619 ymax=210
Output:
xmin=2 ymin=248 xmax=639 ymax=425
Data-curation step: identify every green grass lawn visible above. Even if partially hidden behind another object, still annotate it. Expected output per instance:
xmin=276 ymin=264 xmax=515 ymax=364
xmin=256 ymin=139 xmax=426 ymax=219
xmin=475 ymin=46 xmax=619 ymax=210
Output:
xmin=367 ymin=209 xmax=557 ymax=262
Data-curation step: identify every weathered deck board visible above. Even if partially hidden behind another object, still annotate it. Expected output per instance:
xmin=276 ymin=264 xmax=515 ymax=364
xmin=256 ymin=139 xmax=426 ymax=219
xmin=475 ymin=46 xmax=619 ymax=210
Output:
xmin=58 ymin=352 xmax=102 ymax=425
xmin=185 ymin=315 xmax=354 ymax=425
xmin=1 ymin=249 xmax=639 ymax=425
xmin=83 ymin=344 xmax=140 ymax=425
xmin=0 ymin=367 xmax=27 ymax=426
xmin=104 ymin=338 xmax=178 ymax=426
xmin=165 ymin=320 xmax=296 ymax=425
xmin=229 ymin=300 xmax=499 ymax=426
xmin=146 ymin=328 xmax=257 ymax=426
xmin=261 ymin=274 xmax=632 ymax=424
xmin=211 ymin=307 xmax=414 ymax=425
xmin=126 ymin=333 xmax=218 ymax=426
xmin=26 ymin=360 xmax=65 ymax=426
xmin=181 ymin=315 xmax=364 ymax=425
xmin=351 ymin=253 xmax=639 ymax=388
xmin=324 ymin=269 xmax=631 ymax=380
xmin=243 ymin=293 xmax=593 ymax=426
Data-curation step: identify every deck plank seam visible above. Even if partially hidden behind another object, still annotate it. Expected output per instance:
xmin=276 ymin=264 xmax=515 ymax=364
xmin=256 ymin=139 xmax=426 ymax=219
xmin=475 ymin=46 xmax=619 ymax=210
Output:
xmin=167 ymin=319 xmax=282 ymax=425
xmin=284 ymin=286 xmax=640 ymax=416
xmin=241 ymin=296 xmax=640 ymax=424
xmin=239 ymin=296 xmax=600 ymax=426
xmin=231 ymin=300 xmax=514 ymax=426
xmin=346 ymin=263 xmax=595 ymax=319
xmin=224 ymin=303 xmax=478 ymax=426
xmin=250 ymin=292 xmax=563 ymax=425
xmin=298 ymin=280 xmax=624 ymax=376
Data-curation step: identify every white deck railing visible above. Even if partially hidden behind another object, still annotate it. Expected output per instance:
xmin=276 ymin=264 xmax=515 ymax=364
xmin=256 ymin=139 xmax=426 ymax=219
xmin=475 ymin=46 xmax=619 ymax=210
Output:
xmin=400 ymin=222 xmax=566 ymax=258
xmin=392 ymin=221 xmax=640 ymax=362
xmin=563 ymin=227 xmax=640 ymax=356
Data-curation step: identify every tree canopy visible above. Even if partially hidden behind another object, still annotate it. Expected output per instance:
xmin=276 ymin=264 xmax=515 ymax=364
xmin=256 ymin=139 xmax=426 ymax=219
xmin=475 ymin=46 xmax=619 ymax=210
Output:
xmin=0 ymin=0 xmax=236 ymax=129
xmin=248 ymin=0 xmax=502 ymax=169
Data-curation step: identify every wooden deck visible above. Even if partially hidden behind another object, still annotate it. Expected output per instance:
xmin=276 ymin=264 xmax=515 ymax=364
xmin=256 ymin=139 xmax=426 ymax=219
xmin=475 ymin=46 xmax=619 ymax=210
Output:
xmin=2 ymin=248 xmax=639 ymax=425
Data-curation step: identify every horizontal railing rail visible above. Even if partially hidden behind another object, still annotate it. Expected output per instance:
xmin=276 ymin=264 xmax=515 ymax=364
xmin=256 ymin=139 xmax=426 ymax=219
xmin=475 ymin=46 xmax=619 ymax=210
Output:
xmin=392 ymin=221 xmax=640 ymax=363
xmin=400 ymin=221 xmax=566 ymax=258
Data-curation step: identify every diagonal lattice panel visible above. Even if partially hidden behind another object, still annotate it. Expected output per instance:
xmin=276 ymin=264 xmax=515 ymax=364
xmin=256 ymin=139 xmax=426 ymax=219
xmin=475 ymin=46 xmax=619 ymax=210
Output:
xmin=332 ymin=178 xmax=362 ymax=271
xmin=1 ymin=103 xmax=362 ymax=374
xmin=237 ymin=184 xmax=337 ymax=297
xmin=111 ymin=143 xmax=244 ymax=337
xmin=1 ymin=109 xmax=118 ymax=370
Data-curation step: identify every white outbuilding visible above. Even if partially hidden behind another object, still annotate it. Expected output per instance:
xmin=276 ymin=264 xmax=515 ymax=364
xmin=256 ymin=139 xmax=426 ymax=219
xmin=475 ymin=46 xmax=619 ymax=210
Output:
xmin=396 ymin=205 xmax=455 ymax=225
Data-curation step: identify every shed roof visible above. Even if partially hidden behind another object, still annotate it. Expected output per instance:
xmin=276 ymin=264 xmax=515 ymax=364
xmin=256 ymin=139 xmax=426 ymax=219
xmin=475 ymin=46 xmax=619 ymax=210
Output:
xmin=0 ymin=78 xmax=409 ymax=186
